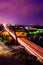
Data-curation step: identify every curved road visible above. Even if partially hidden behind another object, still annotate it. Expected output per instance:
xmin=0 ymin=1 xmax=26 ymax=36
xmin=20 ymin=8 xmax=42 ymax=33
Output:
xmin=4 ymin=24 xmax=43 ymax=63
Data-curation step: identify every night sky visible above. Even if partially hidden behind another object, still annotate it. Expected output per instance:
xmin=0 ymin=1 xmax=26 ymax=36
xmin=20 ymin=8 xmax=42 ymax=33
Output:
xmin=0 ymin=0 xmax=43 ymax=25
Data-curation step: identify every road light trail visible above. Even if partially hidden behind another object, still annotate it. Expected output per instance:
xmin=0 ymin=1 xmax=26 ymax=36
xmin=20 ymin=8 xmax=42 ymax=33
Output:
xmin=4 ymin=24 xmax=43 ymax=63
xmin=17 ymin=38 xmax=43 ymax=59
xmin=20 ymin=38 xmax=43 ymax=54
xmin=3 ymin=24 xmax=16 ymax=40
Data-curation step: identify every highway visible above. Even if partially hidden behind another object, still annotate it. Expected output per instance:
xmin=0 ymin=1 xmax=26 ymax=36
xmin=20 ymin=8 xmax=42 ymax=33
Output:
xmin=4 ymin=24 xmax=43 ymax=63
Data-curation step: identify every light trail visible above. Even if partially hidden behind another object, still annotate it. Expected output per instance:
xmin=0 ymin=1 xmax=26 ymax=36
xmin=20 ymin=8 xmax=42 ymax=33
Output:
xmin=17 ymin=38 xmax=43 ymax=60
xmin=3 ymin=23 xmax=6 ymax=29
xmin=3 ymin=23 xmax=16 ymax=40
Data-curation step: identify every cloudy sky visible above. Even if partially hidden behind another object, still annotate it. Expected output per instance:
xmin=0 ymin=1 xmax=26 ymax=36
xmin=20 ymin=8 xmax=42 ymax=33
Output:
xmin=0 ymin=0 xmax=43 ymax=25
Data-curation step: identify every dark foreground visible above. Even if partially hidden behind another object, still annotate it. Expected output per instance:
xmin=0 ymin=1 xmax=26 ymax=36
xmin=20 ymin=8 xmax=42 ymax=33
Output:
xmin=0 ymin=48 xmax=43 ymax=65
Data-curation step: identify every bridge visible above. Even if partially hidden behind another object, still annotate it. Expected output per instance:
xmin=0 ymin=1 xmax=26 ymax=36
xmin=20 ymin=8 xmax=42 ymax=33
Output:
xmin=4 ymin=24 xmax=43 ymax=63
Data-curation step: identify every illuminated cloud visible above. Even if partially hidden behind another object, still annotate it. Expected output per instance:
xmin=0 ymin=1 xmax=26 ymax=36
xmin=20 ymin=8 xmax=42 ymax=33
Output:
xmin=0 ymin=0 xmax=43 ymax=25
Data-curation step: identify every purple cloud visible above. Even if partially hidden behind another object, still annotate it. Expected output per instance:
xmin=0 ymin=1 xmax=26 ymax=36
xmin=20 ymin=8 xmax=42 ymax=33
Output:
xmin=0 ymin=0 xmax=43 ymax=25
